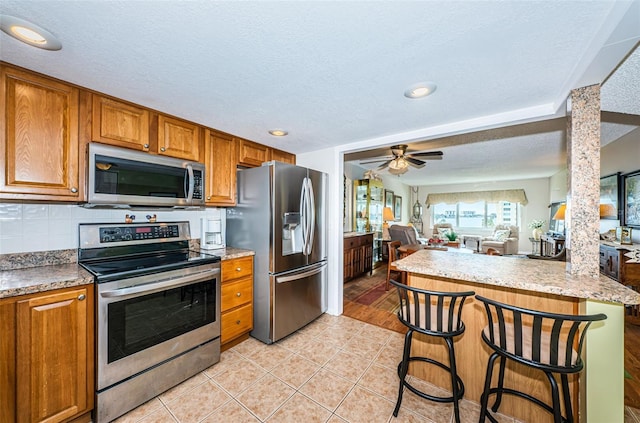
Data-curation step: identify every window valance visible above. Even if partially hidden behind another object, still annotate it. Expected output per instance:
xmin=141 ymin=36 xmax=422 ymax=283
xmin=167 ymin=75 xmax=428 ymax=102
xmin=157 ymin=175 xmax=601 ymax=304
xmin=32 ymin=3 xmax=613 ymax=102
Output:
xmin=425 ymin=189 xmax=528 ymax=207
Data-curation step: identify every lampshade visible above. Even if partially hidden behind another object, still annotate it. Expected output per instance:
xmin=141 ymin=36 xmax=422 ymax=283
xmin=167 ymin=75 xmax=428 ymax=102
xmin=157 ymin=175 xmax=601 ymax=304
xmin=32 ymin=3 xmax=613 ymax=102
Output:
xmin=553 ymin=204 xmax=566 ymax=220
xmin=599 ymin=204 xmax=616 ymax=218
xmin=383 ymin=207 xmax=395 ymax=221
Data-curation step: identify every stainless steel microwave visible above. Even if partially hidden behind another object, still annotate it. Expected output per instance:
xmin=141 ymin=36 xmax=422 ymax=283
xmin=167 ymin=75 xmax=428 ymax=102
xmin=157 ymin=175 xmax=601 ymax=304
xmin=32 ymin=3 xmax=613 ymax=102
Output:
xmin=85 ymin=143 xmax=205 ymax=208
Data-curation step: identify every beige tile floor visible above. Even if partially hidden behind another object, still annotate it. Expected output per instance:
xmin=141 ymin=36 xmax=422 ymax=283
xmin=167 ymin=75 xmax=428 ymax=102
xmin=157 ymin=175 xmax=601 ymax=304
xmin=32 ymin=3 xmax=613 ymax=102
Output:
xmin=114 ymin=314 xmax=640 ymax=423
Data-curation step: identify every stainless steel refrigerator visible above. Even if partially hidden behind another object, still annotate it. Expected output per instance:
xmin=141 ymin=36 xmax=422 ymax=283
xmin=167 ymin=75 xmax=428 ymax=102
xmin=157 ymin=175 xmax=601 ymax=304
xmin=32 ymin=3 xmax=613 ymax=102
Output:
xmin=227 ymin=161 xmax=327 ymax=344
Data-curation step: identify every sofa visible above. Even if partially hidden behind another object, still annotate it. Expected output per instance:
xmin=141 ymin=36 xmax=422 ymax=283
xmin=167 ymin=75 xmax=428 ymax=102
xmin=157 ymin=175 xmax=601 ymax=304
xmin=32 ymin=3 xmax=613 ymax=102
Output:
xmin=481 ymin=225 xmax=519 ymax=255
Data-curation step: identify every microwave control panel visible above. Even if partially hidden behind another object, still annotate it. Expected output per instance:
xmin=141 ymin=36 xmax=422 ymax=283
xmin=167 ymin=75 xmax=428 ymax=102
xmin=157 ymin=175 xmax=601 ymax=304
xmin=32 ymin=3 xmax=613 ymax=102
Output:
xmin=100 ymin=224 xmax=180 ymax=243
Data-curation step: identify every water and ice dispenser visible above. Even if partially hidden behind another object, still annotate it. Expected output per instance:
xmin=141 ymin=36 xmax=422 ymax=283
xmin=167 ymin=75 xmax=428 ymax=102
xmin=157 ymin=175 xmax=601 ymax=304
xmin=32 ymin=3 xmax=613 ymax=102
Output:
xmin=282 ymin=212 xmax=303 ymax=255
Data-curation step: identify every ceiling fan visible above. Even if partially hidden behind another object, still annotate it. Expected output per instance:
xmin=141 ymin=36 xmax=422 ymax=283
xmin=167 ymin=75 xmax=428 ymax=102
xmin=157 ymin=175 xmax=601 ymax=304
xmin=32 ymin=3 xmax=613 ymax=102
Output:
xmin=360 ymin=144 xmax=443 ymax=175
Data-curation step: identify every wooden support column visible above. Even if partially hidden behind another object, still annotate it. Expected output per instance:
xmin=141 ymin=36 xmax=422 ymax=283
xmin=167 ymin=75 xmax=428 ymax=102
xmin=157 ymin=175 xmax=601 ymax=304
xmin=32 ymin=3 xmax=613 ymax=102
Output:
xmin=566 ymin=84 xmax=601 ymax=277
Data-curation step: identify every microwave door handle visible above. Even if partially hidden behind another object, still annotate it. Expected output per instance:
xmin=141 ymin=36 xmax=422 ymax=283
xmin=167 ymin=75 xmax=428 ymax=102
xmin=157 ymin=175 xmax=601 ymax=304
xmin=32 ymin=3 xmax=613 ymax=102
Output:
xmin=185 ymin=165 xmax=195 ymax=201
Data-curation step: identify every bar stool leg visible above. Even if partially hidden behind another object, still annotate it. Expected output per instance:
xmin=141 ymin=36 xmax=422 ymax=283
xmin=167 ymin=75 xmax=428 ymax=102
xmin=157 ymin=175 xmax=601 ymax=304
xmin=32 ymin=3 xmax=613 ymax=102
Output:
xmin=393 ymin=329 xmax=414 ymax=417
xmin=446 ymin=337 xmax=462 ymax=423
xmin=491 ymin=356 xmax=507 ymax=412
xmin=479 ymin=352 xmax=499 ymax=423
xmin=545 ymin=371 xmax=562 ymax=423
xmin=561 ymin=374 xmax=573 ymax=423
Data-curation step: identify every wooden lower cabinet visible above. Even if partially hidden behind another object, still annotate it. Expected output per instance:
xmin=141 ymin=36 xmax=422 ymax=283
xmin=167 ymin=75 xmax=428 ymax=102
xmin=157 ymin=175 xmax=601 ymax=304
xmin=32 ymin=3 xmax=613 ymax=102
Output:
xmin=343 ymin=233 xmax=373 ymax=282
xmin=220 ymin=256 xmax=254 ymax=350
xmin=599 ymin=244 xmax=640 ymax=285
xmin=0 ymin=285 xmax=94 ymax=423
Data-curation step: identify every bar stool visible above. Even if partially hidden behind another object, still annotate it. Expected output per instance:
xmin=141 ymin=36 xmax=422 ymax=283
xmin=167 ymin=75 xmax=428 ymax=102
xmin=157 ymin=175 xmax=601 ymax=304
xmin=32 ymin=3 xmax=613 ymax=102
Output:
xmin=475 ymin=295 xmax=607 ymax=423
xmin=389 ymin=279 xmax=475 ymax=423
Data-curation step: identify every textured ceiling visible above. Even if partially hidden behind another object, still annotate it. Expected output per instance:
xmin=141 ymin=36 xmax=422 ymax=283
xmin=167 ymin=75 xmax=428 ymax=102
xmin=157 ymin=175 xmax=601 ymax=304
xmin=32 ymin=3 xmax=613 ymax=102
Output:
xmin=0 ymin=1 xmax=639 ymax=186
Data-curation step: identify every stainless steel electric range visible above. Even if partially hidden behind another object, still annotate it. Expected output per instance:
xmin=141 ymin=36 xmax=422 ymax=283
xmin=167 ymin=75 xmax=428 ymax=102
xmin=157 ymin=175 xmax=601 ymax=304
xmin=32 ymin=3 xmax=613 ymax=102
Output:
xmin=78 ymin=221 xmax=221 ymax=423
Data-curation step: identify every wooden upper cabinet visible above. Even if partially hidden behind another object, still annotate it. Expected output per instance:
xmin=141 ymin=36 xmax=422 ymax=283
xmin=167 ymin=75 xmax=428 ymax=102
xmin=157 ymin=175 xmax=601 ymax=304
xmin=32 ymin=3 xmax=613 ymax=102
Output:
xmin=205 ymin=130 xmax=237 ymax=206
xmin=0 ymin=66 xmax=82 ymax=201
xmin=236 ymin=138 xmax=269 ymax=167
xmin=157 ymin=115 xmax=202 ymax=162
xmin=15 ymin=286 xmax=93 ymax=423
xmin=269 ymin=148 xmax=296 ymax=164
xmin=91 ymin=95 xmax=151 ymax=151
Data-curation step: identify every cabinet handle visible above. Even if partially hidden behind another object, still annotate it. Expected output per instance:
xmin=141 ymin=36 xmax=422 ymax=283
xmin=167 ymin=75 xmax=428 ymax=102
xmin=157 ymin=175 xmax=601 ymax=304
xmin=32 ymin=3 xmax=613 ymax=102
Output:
xmin=143 ymin=143 xmax=150 ymax=149
xmin=160 ymin=147 xmax=166 ymax=152
xmin=236 ymin=267 xmax=242 ymax=272
xmin=236 ymin=320 xmax=241 ymax=325
xmin=207 ymin=196 xmax=211 ymax=200
xmin=236 ymin=292 xmax=241 ymax=297
xmin=70 ymin=187 xmax=78 ymax=193
xmin=77 ymin=294 xmax=86 ymax=301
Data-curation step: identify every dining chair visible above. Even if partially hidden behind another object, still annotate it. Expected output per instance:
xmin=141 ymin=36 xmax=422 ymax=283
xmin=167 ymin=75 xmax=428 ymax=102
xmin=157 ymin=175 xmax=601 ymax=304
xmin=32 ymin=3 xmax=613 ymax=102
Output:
xmin=386 ymin=240 xmax=403 ymax=290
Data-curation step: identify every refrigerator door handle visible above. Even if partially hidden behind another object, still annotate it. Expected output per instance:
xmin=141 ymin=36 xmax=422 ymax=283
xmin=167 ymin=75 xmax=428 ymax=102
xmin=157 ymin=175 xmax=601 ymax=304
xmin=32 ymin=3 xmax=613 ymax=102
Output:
xmin=299 ymin=179 xmax=308 ymax=255
xmin=275 ymin=262 xmax=327 ymax=283
xmin=307 ymin=178 xmax=315 ymax=256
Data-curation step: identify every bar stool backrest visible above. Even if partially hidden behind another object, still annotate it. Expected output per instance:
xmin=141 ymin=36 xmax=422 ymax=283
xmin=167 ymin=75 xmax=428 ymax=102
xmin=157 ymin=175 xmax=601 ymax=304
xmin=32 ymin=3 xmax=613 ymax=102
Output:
xmin=390 ymin=279 xmax=474 ymax=337
xmin=476 ymin=295 xmax=607 ymax=372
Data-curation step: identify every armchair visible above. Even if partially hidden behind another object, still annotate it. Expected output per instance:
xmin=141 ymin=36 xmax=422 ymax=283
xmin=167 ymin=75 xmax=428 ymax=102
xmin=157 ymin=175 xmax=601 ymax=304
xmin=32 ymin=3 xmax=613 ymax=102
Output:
xmin=432 ymin=223 xmax=458 ymax=242
xmin=389 ymin=225 xmax=425 ymax=245
xmin=481 ymin=225 xmax=519 ymax=255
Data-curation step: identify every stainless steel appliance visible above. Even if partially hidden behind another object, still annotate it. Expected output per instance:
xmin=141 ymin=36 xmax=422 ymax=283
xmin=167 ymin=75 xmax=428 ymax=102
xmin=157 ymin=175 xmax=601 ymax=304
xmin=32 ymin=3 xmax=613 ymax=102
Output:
xmin=85 ymin=143 xmax=205 ymax=208
xmin=227 ymin=161 xmax=327 ymax=344
xmin=78 ymin=222 xmax=221 ymax=423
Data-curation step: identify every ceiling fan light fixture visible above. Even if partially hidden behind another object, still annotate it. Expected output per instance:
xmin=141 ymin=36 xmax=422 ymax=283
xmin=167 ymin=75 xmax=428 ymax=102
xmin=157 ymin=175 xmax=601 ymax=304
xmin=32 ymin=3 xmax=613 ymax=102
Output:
xmin=388 ymin=165 xmax=409 ymax=175
xmin=0 ymin=15 xmax=62 ymax=50
xmin=388 ymin=157 xmax=409 ymax=170
xmin=404 ymin=82 xmax=437 ymax=99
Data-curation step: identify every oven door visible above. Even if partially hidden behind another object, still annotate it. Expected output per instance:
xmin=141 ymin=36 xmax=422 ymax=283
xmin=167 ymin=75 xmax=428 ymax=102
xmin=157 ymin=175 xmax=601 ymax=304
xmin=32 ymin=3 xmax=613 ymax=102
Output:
xmin=96 ymin=264 xmax=220 ymax=390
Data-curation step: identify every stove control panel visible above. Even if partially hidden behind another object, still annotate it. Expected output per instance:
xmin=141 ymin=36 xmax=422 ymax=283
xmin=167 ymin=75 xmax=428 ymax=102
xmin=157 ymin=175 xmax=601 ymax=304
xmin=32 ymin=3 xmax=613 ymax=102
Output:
xmin=99 ymin=224 xmax=180 ymax=243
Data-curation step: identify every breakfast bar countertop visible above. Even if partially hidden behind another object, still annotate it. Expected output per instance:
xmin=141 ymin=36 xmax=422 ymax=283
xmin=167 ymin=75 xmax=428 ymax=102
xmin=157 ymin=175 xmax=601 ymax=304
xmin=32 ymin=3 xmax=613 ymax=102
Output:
xmin=394 ymin=248 xmax=640 ymax=305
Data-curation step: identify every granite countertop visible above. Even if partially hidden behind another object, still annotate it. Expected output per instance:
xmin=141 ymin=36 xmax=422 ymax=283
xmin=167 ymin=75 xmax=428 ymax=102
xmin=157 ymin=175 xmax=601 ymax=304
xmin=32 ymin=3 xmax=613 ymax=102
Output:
xmin=0 ymin=246 xmax=255 ymax=299
xmin=394 ymin=249 xmax=640 ymax=305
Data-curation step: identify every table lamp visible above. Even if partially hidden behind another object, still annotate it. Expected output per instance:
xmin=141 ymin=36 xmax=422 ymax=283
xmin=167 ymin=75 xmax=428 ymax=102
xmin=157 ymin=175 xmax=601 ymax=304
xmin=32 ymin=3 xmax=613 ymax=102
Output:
xmin=382 ymin=207 xmax=395 ymax=239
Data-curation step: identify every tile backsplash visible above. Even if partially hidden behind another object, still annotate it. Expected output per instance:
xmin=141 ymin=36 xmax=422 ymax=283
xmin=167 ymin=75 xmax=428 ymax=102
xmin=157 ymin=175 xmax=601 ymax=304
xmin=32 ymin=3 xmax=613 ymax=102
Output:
xmin=0 ymin=203 xmax=223 ymax=254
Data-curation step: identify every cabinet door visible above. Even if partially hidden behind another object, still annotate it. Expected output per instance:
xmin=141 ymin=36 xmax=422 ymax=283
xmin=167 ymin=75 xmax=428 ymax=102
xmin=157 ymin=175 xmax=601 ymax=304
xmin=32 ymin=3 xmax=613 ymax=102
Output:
xmin=16 ymin=287 xmax=92 ymax=423
xmin=236 ymin=138 xmax=269 ymax=167
xmin=0 ymin=66 xmax=81 ymax=200
xmin=204 ymin=130 xmax=237 ymax=206
xmin=92 ymin=95 xmax=151 ymax=151
xmin=157 ymin=115 xmax=201 ymax=161
xmin=269 ymin=148 xmax=295 ymax=164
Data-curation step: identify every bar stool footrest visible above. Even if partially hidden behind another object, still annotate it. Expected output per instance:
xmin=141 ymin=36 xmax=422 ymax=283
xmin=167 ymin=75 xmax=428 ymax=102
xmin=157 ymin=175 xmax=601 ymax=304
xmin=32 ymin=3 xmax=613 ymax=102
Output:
xmin=398 ymin=356 xmax=465 ymax=403
xmin=482 ymin=387 xmax=569 ymax=423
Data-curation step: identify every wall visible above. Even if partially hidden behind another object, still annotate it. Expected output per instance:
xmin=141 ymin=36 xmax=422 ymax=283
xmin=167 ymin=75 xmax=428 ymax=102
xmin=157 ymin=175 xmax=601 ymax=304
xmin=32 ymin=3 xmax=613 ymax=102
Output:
xmin=417 ymin=177 xmax=550 ymax=253
xmin=0 ymin=204 xmax=223 ymax=254
xmin=601 ymin=127 xmax=640 ymax=243
xmin=549 ymin=169 xmax=568 ymax=204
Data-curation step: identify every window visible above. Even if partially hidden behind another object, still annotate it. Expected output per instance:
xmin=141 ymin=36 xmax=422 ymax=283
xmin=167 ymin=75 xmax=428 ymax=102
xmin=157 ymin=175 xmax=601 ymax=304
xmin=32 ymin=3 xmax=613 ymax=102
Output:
xmin=432 ymin=201 xmax=520 ymax=229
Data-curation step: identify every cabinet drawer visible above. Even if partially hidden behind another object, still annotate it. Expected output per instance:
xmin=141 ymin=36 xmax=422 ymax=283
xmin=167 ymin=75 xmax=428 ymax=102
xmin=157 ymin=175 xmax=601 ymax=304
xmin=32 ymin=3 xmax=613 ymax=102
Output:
xmin=221 ymin=277 xmax=253 ymax=312
xmin=222 ymin=256 xmax=253 ymax=282
xmin=221 ymin=303 xmax=252 ymax=344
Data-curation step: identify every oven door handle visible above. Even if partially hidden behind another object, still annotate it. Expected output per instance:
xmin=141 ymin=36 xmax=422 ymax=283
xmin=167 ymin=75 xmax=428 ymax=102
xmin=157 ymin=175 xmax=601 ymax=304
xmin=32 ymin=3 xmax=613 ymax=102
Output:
xmin=100 ymin=268 xmax=220 ymax=298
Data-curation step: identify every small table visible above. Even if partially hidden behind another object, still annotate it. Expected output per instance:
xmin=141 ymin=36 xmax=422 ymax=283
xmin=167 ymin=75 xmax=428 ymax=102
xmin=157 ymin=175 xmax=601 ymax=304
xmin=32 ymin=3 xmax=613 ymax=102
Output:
xmin=528 ymin=237 xmax=541 ymax=255
xmin=540 ymin=234 xmax=565 ymax=256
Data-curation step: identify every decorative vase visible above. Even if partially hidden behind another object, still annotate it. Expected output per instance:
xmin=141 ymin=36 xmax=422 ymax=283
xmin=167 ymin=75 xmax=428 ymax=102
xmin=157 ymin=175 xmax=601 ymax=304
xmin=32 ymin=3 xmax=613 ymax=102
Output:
xmin=532 ymin=228 xmax=543 ymax=240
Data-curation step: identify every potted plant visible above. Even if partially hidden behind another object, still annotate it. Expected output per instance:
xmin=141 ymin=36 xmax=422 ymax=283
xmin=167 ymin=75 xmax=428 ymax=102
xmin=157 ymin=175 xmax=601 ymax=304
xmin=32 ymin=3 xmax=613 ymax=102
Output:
xmin=528 ymin=220 xmax=545 ymax=240
xmin=444 ymin=230 xmax=459 ymax=246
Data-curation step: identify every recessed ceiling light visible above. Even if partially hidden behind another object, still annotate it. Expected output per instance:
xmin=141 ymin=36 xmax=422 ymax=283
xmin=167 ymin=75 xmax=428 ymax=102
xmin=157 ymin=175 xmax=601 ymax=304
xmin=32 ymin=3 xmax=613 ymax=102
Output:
xmin=404 ymin=82 xmax=437 ymax=99
xmin=269 ymin=129 xmax=288 ymax=137
xmin=0 ymin=15 xmax=62 ymax=51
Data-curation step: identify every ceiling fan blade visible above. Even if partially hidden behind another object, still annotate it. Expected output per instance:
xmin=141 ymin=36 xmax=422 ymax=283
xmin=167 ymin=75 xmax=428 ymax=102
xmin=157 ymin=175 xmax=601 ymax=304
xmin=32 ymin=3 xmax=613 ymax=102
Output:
xmin=409 ymin=151 xmax=443 ymax=158
xmin=405 ymin=157 xmax=426 ymax=167
xmin=360 ymin=158 xmax=392 ymax=165
xmin=376 ymin=160 xmax=392 ymax=170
